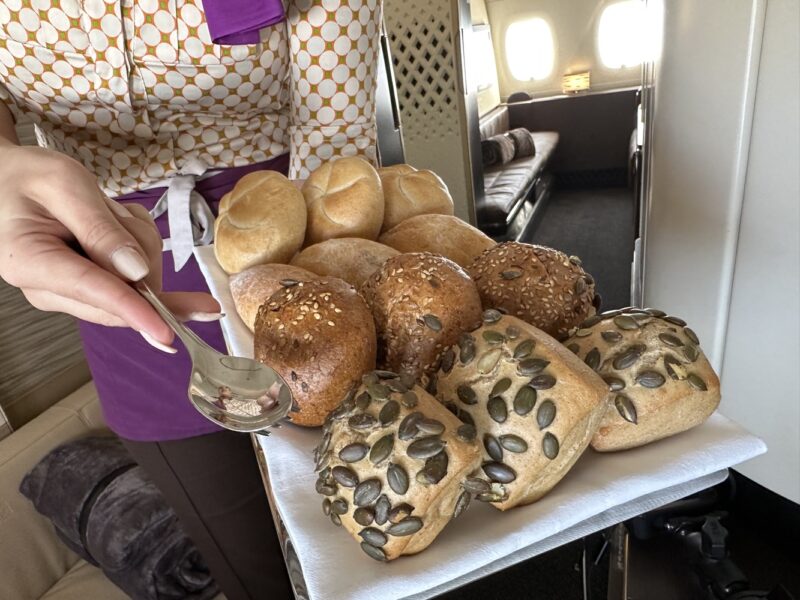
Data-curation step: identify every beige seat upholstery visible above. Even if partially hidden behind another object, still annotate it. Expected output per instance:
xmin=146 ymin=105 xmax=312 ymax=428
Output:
xmin=0 ymin=382 xmax=224 ymax=600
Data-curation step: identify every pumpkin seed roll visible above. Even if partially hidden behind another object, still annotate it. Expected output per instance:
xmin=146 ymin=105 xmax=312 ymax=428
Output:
xmin=314 ymin=371 xmax=482 ymax=561
xmin=564 ymin=307 xmax=721 ymax=451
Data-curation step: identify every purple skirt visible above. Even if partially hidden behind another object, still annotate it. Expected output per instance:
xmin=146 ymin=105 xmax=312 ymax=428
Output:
xmin=78 ymin=154 xmax=290 ymax=442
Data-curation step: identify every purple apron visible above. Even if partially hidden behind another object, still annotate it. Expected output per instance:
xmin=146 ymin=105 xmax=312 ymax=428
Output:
xmin=78 ymin=154 xmax=290 ymax=442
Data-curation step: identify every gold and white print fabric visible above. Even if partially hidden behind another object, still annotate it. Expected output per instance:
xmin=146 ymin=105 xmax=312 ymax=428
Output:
xmin=0 ymin=0 xmax=381 ymax=195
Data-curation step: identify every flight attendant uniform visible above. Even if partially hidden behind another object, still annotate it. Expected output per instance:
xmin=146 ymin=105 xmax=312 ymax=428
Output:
xmin=0 ymin=0 xmax=382 ymax=597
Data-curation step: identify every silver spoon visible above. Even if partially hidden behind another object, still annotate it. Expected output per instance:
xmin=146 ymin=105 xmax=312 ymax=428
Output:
xmin=137 ymin=282 xmax=293 ymax=435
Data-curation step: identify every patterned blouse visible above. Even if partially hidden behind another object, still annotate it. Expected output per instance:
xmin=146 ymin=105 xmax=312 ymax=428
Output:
xmin=0 ymin=0 xmax=382 ymax=195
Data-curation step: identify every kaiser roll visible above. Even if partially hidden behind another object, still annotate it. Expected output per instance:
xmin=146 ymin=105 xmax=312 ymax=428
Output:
xmin=229 ymin=264 xmax=317 ymax=331
xmin=254 ymin=277 xmax=377 ymax=427
xmin=290 ymin=238 xmax=399 ymax=288
xmin=314 ymin=369 xmax=482 ymax=561
xmin=302 ymin=157 xmax=384 ymax=245
xmin=214 ymin=171 xmax=307 ymax=273
xmin=563 ymin=307 xmax=721 ymax=451
xmin=378 ymin=164 xmax=454 ymax=231
xmin=360 ymin=252 xmax=483 ymax=381
xmin=379 ymin=214 xmax=496 ymax=269
xmin=469 ymin=242 xmax=598 ymax=339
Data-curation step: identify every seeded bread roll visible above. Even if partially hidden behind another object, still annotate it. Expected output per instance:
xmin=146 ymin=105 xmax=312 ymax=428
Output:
xmin=378 ymin=164 xmax=455 ymax=232
xmin=254 ymin=278 xmax=377 ymax=427
xmin=469 ymin=242 xmax=598 ymax=340
xmin=432 ymin=311 xmax=609 ymax=510
xmin=290 ymin=238 xmax=399 ymax=288
xmin=229 ymin=264 xmax=317 ymax=331
xmin=313 ymin=370 xmax=482 ymax=561
xmin=378 ymin=214 xmax=496 ymax=269
xmin=214 ymin=171 xmax=307 ymax=273
xmin=563 ymin=307 xmax=721 ymax=451
xmin=360 ymin=252 xmax=483 ymax=381
xmin=302 ymin=157 xmax=384 ymax=245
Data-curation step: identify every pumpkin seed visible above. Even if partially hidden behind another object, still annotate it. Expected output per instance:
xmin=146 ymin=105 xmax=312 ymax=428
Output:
xmin=386 ymin=517 xmax=424 ymax=536
xmin=683 ymin=345 xmax=699 ymax=362
xmin=398 ymin=412 xmax=423 ymax=440
xmin=417 ymin=418 xmax=445 ymax=436
xmin=476 ymin=492 xmax=505 ymax=503
xmin=487 ymin=397 xmax=508 ymax=423
xmin=658 ymin=333 xmax=684 ymax=347
xmin=483 ymin=330 xmax=506 ymax=345
xmin=458 ymin=333 xmax=476 ymax=364
xmin=529 ymin=373 xmax=557 ymax=390
xmin=359 ymin=527 xmax=388 ymax=547
xmin=331 ymin=498 xmax=348 ymax=515
xmin=664 ymin=316 xmax=687 ymax=326
xmin=401 ymin=391 xmax=418 ymax=408
xmin=349 ymin=413 xmax=377 ymax=430
xmin=482 ymin=309 xmax=502 ymax=323
xmin=569 ymin=255 xmax=582 ymax=265
xmin=612 ymin=344 xmax=646 ymax=370
xmin=427 ymin=375 xmax=437 ymax=396
xmin=687 ymin=373 xmax=707 ymax=391
xmin=457 ymin=423 xmax=477 ymax=442
xmin=603 ymin=376 xmax=626 ymax=392
xmin=332 ymin=466 xmax=358 ymax=488
xmin=614 ymin=395 xmax=638 ymax=424
xmin=387 ymin=462 xmax=409 ymax=494
xmin=322 ymin=499 xmax=331 ymax=516
xmin=482 ymin=462 xmax=517 ymax=483
xmin=353 ymin=507 xmax=374 ymax=526
xmin=360 ymin=542 xmax=386 ymax=561
xmin=362 ymin=372 xmax=379 ymax=386
xmin=353 ymin=479 xmax=382 ymax=506
xmin=316 ymin=481 xmax=336 ymax=496
xmin=339 ymin=443 xmax=369 ymax=463
xmin=441 ymin=348 xmax=456 ymax=373
xmin=490 ymin=378 xmax=512 ymax=397
xmin=499 ymin=434 xmax=528 ymax=453
xmin=614 ymin=315 xmax=640 ymax=330
xmin=400 ymin=372 xmax=416 ymax=389
xmin=459 ymin=409 xmax=475 ymax=427
xmin=542 ymin=433 xmax=560 ymax=459
xmin=513 ymin=386 xmax=537 ymax=415
xmin=506 ymin=325 xmax=520 ymax=340
xmin=407 ymin=436 xmax=446 ymax=459
xmin=379 ymin=400 xmax=400 ymax=426
xmin=355 ymin=391 xmax=371 ymax=410
xmin=584 ymin=348 xmax=601 ymax=370
xmin=581 ymin=315 xmax=602 ymax=328
xmin=457 ymin=384 xmax=477 ymax=405
xmin=664 ymin=354 xmax=686 ymax=380
xmin=386 ymin=378 xmax=408 ymax=393
xmin=389 ymin=503 xmax=415 ymax=524
xmin=453 ymin=490 xmax=471 ymax=519
xmin=330 ymin=513 xmax=342 ymax=526
xmin=422 ymin=314 xmax=442 ymax=332
xmin=280 ymin=278 xmax=300 ymax=287
xmin=513 ymin=339 xmax=535 ymax=359
xmin=477 ymin=348 xmax=503 ymax=374
xmin=636 ymin=370 xmax=666 ymax=388
xmin=463 ymin=477 xmax=491 ymax=494
xmin=375 ymin=370 xmax=399 ymax=379
xmin=367 ymin=383 xmax=390 ymax=400
xmin=518 ymin=358 xmax=550 ymax=376
xmin=567 ymin=343 xmax=580 ymax=354
xmin=501 ymin=270 xmax=522 ymax=280
xmin=646 ymin=308 xmax=667 ymax=317
xmin=375 ymin=495 xmax=391 ymax=525
xmin=575 ymin=278 xmax=587 ymax=295
xmin=370 ymin=434 xmax=395 ymax=464
xmin=631 ymin=312 xmax=652 ymax=325
xmin=484 ymin=434 xmax=504 ymax=461
xmin=684 ymin=327 xmax=700 ymax=345
xmin=537 ymin=400 xmax=556 ymax=429
xmin=418 ymin=451 xmax=448 ymax=484
xmin=601 ymin=330 xmax=623 ymax=344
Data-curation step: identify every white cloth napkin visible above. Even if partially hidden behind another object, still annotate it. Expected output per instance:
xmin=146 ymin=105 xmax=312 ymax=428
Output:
xmin=194 ymin=246 xmax=767 ymax=600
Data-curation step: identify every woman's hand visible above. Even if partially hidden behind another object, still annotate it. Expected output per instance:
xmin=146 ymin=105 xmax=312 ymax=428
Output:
xmin=0 ymin=145 xmax=221 ymax=351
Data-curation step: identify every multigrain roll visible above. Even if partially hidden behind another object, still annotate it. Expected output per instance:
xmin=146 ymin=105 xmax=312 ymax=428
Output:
xmin=302 ymin=157 xmax=384 ymax=245
xmin=378 ymin=214 xmax=496 ymax=269
xmin=290 ymin=238 xmax=399 ymax=288
xmin=360 ymin=253 xmax=483 ymax=381
xmin=313 ymin=370 xmax=482 ymax=561
xmin=254 ymin=278 xmax=377 ymax=427
xmin=468 ymin=242 xmax=598 ymax=339
xmin=229 ymin=264 xmax=317 ymax=331
xmin=433 ymin=312 xmax=610 ymax=510
xmin=378 ymin=164 xmax=454 ymax=231
xmin=563 ymin=307 xmax=721 ymax=451
xmin=214 ymin=171 xmax=307 ymax=273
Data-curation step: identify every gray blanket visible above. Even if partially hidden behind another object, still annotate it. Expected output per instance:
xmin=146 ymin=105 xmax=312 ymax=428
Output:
xmin=482 ymin=133 xmax=516 ymax=167
xmin=507 ymin=127 xmax=536 ymax=159
xmin=20 ymin=436 xmax=219 ymax=600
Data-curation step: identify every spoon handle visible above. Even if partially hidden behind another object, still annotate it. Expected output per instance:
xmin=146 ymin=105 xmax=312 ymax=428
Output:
xmin=136 ymin=282 xmax=211 ymax=356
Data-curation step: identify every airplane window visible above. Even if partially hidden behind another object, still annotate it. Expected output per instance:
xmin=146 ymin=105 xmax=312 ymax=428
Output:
xmin=505 ymin=18 xmax=555 ymax=81
xmin=598 ymin=0 xmax=647 ymax=69
xmin=472 ymin=26 xmax=499 ymax=91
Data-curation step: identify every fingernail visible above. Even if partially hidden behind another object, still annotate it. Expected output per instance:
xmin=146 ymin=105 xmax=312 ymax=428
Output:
xmin=111 ymin=246 xmax=149 ymax=282
xmin=183 ymin=312 xmax=225 ymax=322
xmin=106 ymin=198 xmax=134 ymax=219
xmin=140 ymin=331 xmax=177 ymax=354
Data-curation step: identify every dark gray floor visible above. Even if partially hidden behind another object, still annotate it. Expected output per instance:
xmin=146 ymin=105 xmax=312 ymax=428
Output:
xmin=522 ymin=187 xmax=636 ymax=311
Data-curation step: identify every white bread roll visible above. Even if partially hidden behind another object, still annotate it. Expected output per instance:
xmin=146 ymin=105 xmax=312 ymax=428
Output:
xmin=214 ymin=171 xmax=307 ymax=274
xmin=379 ymin=164 xmax=454 ymax=231
xmin=290 ymin=238 xmax=399 ymax=288
xmin=229 ymin=264 xmax=317 ymax=331
xmin=302 ymin=157 xmax=384 ymax=245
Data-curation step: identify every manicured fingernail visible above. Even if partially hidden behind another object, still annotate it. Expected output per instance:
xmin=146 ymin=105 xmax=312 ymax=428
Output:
xmin=111 ymin=246 xmax=149 ymax=282
xmin=106 ymin=198 xmax=134 ymax=219
xmin=183 ymin=312 xmax=225 ymax=322
xmin=140 ymin=331 xmax=177 ymax=354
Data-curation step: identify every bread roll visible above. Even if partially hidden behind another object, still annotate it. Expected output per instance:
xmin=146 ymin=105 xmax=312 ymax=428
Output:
xmin=214 ymin=171 xmax=307 ymax=274
xmin=378 ymin=164 xmax=454 ymax=231
xmin=360 ymin=253 xmax=483 ymax=381
xmin=302 ymin=157 xmax=384 ymax=245
xmin=469 ymin=242 xmax=598 ymax=339
xmin=229 ymin=264 xmax=317 ymax=331
xmin=433 ymin=312 xmax=609 ymax=509
xmin=313 ymin=369 xmax=482 ymax=561
xmin=379 ymin=214 xmax=496 ymax=269
xmin=254 ymin=278 xmax=377 ymax=427
xmin=290 ymin=238 xmax=399 ymax=289
xmin=563 ymin=307 xmax=721 ymax=451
